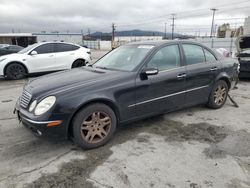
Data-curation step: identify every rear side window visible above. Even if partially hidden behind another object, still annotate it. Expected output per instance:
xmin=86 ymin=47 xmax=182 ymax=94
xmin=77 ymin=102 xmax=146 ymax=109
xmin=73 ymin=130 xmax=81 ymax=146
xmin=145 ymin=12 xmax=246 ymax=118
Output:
xmin=34 ymin=43 xmax=55 ymax=54
xmin=56 ymin=43 xmax=79 ymax=52
xmin=204 ymin=48 xmax=217 ymax=62
xmin=183 ymin=44 xmax=205 ymax=65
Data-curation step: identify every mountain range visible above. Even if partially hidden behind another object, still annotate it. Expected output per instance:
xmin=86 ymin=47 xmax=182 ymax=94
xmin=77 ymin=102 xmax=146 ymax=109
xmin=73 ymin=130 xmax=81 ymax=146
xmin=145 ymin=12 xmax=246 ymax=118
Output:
xmin=91 ymin=29 xmax=191 ymax=38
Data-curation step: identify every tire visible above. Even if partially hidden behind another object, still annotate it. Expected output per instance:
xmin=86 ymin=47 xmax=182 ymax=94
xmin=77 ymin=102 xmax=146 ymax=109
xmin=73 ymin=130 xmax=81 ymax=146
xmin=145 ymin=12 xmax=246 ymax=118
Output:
xmin=72 ymin=59 xmax=86 ymax=68
xmin=207 ymin=80 xmax=228 ymax=109
xmin=72 ymin=103 xmax=117 ymax=149
xmin=5 ymin=63 xmax=26 ymax=80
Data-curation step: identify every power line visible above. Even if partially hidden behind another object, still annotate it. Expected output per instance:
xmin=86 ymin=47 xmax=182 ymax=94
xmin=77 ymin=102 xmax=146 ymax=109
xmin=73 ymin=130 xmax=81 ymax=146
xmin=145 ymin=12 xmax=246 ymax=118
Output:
xmin=116 ymin=0 xmax=250 ymax=27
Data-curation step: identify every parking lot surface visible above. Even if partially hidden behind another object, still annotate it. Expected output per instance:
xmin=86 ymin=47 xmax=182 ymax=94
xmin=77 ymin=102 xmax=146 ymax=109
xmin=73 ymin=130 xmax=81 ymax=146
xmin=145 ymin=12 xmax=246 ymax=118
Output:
xmin=0 ymin=50 xmax=250 ymax=188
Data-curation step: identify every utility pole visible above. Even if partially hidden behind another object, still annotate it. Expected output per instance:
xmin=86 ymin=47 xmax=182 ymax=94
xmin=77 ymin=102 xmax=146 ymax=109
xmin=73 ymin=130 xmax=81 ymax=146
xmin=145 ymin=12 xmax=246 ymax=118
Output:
xmin=171 ymin=14 xmax=176 ymax=40
xmin=210 ymin=8 xmax=218 ymax=38
xmin=164 ymin=22 xmax=167 ymax=39
xmin=87 ymin=28 xmax=91 ymax=37
xmin=111 ymin=23 xmax=116 ymax=49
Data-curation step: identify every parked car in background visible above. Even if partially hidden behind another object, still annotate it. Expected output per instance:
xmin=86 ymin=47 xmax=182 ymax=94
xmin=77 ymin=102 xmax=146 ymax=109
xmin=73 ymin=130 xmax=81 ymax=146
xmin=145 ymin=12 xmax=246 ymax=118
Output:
xmin=0 ymin=44 xmax=23 ymax=56
xmin=235 ymin=35 xmax=250 ymax=78
xmin=215 ymin=48 xmax=230 ymax=57
xmin=15 ymin=41 xmax=238 ymax=149
xmin=0 ymin=42 xmax=91 ymax=80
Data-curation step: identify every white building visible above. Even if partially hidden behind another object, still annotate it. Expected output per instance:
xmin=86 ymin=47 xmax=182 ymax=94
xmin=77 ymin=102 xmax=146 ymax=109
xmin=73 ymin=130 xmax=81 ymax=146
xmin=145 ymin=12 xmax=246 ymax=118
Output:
xmin=244 ymin=16 xmax=250 ymax=35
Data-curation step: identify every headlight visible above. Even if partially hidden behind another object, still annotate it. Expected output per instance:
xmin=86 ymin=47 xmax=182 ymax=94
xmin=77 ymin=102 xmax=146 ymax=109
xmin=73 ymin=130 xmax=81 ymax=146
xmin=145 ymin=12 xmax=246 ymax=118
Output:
xmin=29 ymin=100 xmax=37 ymax=112
xmin=34 ymin=96 xmax=56 ymax=116
xmin=0 ymin=58 xmax=6 ymax=62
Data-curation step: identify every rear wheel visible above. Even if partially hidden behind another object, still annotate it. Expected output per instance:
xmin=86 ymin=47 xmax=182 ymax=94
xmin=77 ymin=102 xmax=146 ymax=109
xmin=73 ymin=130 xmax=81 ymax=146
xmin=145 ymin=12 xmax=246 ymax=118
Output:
xmin=5 ymin=63 xmax=26 ymax=80
xmin=72 ymin=59 xmax=86 ymax=68
xmin=207 ymin=80 xmax=228 ymax=109
xmin=72 ymin=103 xmax=117 ymax=149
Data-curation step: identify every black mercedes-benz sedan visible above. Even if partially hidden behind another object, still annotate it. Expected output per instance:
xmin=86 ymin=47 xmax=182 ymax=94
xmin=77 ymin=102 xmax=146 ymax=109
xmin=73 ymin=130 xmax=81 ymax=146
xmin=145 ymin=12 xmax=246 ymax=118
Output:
xmin=15 ymin=41 xmax=239 ymax=149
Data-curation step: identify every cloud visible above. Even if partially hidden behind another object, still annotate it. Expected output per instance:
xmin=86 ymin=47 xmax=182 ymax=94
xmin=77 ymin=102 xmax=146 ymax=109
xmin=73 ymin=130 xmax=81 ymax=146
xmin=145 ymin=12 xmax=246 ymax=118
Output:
xmin=0 ymin=0 xmax=249 ymax=35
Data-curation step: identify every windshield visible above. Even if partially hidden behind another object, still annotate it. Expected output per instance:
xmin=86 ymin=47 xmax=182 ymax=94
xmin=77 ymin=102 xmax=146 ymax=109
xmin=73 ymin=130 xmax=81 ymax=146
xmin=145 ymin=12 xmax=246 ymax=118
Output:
xmin=0 ymin=44 xmax=8 ymax=48
xmin=18 ymin=43 xmax=39 ymax=54
xmin=94 ymin=45 xmax=154 ymax=71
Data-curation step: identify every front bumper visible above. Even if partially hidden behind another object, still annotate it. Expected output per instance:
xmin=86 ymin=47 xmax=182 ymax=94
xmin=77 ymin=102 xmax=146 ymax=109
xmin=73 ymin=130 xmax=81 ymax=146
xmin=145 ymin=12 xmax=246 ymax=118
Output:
xmin=15 ymin=99 xmax=70 ymax=140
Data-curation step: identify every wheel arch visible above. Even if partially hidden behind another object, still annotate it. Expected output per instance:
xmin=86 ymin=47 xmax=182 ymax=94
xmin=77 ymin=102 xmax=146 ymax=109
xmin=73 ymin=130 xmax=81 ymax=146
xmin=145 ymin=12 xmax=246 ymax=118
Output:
xmin=215 ymin=73 xmax=231 ymax=89
xmin=67 ymin=98 xmax=120 ymax=138
xmin=4 ymin=61 xmax=29 ymax=76
xmin=71 ymin=58 xmax=86 ymax=68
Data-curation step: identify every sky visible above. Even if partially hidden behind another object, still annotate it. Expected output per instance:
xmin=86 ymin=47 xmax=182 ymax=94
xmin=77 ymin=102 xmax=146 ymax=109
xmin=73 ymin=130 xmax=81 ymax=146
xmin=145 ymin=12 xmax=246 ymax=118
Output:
xmin=0 ymin=0 xmax=249 ymax=36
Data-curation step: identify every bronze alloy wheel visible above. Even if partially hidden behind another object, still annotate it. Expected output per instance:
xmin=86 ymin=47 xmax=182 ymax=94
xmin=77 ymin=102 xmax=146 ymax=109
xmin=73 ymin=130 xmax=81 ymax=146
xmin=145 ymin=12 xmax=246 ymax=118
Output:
xmin=80 ymin=111 xmax=111 ymax=144
xmin=213 ymin=85 xmax=226 ymax=105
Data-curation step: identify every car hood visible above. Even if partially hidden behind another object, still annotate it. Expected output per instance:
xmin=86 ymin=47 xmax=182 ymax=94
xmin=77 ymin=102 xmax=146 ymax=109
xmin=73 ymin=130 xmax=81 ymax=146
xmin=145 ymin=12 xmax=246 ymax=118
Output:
xmin=26 ymin=67 xmax=128 ymax=97
xmin=235 ymin=35 xmax=250 ymax=52
xmin=0 ymin=53 xmax=26 ymax=60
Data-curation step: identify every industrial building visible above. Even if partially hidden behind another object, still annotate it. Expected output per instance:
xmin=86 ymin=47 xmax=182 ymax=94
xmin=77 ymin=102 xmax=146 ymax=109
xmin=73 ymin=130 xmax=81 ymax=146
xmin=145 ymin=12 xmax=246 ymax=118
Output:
xmin=0 ymin=33 xmax=37 ymax=47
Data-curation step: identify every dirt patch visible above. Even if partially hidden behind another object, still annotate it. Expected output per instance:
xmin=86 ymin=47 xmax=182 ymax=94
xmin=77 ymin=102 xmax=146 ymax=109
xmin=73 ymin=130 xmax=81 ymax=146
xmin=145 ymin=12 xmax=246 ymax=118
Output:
xmin=24 ymin=116 xmax=250 ymax=188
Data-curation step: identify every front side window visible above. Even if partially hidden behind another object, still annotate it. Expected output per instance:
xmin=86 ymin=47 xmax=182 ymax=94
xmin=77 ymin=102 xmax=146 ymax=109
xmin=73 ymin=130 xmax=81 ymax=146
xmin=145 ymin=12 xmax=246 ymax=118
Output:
xmin=34 ymin=44 xmax=55 ymax=54
xmin=147 ymin=45 xmax=181 ymax=71
xmin=183 ymin=44 xmax=205 ymax=65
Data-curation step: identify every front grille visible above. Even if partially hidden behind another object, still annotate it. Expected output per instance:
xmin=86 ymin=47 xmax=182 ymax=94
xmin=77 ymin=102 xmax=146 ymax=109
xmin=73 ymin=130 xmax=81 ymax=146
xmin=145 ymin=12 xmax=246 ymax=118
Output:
xmin=20 ymin=90 xmax=32 ymax=109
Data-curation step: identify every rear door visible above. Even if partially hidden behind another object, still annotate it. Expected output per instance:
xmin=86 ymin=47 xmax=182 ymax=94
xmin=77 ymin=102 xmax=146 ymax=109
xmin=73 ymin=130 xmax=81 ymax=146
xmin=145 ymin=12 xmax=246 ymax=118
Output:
xmin=181 ymin=43 xmax=219 ymax=106
xmin=55 ymin=43 xmax=79 ymax=69
xmin=133 ymin=44 xmax=187 ymax=117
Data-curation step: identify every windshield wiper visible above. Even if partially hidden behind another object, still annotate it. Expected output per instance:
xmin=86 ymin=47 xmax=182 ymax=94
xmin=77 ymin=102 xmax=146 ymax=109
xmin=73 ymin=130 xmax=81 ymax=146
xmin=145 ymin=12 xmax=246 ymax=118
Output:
xmin=95 ymin=66 xmax=108 ymax=70
xmin=86 ymin=63 xmax=93 ymax=67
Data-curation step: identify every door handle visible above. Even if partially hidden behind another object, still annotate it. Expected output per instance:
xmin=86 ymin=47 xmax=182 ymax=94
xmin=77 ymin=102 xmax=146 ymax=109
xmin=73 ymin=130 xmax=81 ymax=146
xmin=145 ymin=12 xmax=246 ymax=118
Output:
xmin=49 ymin=55 xmax=54 ymax=57
xmin=210 ymin=67 xmax=218 ymax=71
xmin=70 ymin=53 xmax=75 ymax=55
xmin=177 ymin=73 xmax=186 ymax=78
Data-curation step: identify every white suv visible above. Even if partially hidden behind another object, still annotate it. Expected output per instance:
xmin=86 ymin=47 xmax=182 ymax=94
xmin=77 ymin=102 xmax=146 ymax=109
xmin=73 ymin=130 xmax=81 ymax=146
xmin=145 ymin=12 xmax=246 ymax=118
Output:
xmin=0 ymin=42 xmax=91 ymax=80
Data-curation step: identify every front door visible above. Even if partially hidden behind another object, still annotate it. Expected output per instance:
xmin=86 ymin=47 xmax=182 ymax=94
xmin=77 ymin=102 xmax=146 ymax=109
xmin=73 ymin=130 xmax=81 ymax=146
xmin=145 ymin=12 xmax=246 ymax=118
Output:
xmin=27 ymin=43 xmax=56 ymax=73
xmin=132 ymin=44 xmax=187 ymax=117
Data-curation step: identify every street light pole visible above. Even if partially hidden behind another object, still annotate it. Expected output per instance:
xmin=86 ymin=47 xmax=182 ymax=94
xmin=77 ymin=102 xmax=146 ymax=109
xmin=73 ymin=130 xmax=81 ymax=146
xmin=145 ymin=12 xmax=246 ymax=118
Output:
xmin=210 ymin=8 xmax=218 ymax=38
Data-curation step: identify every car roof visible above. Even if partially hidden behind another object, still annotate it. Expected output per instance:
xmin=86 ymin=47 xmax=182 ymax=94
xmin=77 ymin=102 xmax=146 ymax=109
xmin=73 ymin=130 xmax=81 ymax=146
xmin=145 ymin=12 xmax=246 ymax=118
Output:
xmin=125 ymin=40 xmax=206 ymax=47
xmin=37 ymin=41 xmax=79 ymax=46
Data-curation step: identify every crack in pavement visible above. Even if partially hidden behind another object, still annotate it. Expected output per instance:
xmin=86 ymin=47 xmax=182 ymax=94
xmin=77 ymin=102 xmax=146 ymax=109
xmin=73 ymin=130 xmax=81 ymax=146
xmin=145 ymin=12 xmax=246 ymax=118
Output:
xmin=86 ymin=178 xmax=113 ymax=188
xmin=0 ymin=150 xmax=73 ymax=183
xmin=0 ymin=117 xmax=17 ymax=121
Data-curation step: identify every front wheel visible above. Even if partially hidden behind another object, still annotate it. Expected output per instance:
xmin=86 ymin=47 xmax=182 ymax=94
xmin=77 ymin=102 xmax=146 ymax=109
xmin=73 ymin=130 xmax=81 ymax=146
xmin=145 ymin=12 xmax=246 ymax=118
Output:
xmin=207 ymin=80 xmax=228 ymax=109
xmin=72 ymin=103 xmax=117 ymax=149
xmin=5 ymin=63 xmax=26 ymax=80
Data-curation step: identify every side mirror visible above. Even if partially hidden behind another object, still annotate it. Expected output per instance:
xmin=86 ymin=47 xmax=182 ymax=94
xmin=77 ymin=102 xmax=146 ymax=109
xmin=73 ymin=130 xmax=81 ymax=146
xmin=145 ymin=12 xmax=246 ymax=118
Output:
xmin=30 ymin=50 xmax=38 ymax=55
xmin=140 ymin=67 xmax=159 ymax=80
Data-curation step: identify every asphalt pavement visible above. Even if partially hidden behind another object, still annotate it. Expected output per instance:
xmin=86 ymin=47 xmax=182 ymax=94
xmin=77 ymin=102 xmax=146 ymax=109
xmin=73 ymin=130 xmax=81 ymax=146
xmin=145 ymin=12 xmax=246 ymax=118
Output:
xmin=0 ymin=51 xmax=250 ymax=188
